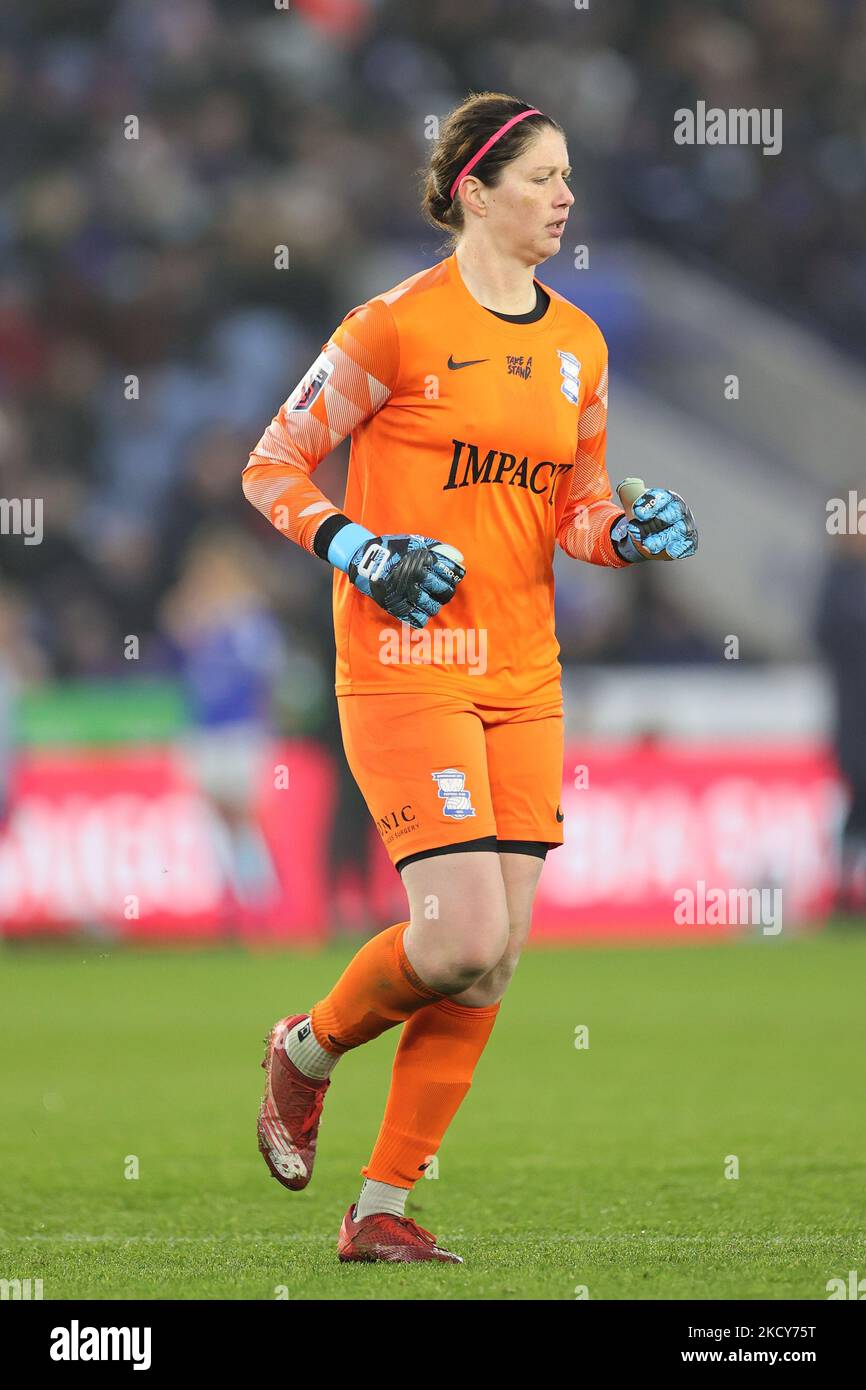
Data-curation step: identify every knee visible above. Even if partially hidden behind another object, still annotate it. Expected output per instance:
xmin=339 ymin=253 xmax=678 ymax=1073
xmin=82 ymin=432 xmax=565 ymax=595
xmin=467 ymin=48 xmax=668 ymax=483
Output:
xmin=456 ymin=939 xmax=523 ymax=1005
xmin=409 ymin=902 xmax=510 ymax=993
xmin=447 ymin=904 xmax=511 ymax=985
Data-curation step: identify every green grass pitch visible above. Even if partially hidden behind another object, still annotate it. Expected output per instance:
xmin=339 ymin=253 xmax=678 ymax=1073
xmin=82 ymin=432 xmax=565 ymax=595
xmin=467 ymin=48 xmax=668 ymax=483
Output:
xmin=1 ymin=929 xmax=864 ymax=1300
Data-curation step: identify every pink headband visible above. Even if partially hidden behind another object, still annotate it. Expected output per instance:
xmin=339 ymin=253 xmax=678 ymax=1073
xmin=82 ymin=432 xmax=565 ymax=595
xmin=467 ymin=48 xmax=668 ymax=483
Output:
xmin=449 ymin=108 xmax=542 ymax=201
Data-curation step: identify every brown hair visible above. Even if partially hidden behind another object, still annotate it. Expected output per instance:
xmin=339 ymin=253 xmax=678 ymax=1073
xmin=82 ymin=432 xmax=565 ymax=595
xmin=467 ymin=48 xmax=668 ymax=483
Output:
xmin=421 ymin=92 xmax=562 ymax=244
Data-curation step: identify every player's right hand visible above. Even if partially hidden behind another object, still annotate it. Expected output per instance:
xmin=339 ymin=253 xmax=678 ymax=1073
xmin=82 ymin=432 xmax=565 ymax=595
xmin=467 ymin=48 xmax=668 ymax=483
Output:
xmin=347 ymin=533 xmax=465 ymax=629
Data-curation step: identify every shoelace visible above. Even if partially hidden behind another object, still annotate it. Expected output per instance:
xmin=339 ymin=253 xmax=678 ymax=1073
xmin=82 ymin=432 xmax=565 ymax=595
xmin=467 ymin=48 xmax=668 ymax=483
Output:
xmin=298 ymin=1085 xmax=327 ymax=1135
xmin=395 ymin=1216 xmax=437 ymax=1245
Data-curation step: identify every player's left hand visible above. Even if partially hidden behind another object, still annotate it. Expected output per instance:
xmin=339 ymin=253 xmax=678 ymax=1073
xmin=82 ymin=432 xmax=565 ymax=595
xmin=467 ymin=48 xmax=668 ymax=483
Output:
xmin=626 ymin=486 xmax=698 ymax=561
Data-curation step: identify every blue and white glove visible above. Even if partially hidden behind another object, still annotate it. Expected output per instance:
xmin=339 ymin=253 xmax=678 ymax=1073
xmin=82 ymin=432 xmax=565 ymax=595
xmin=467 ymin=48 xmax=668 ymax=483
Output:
xmin=326 ymin=522 xmax=465 ymax=629
xmin=611 ymin=486 xmax=699 ymax=562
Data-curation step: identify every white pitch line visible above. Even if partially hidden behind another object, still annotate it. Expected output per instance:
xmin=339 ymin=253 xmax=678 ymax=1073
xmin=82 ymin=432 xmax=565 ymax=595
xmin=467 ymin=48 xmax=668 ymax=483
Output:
xmin=1 ymin=1232 xmax=860 ymax=1245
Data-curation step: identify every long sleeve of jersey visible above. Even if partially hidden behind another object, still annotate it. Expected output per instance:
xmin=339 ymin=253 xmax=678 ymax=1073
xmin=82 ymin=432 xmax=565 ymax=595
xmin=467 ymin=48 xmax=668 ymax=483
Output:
xmin=242 ymin=298 xmax=400 ymax=554
xmin=243 ymin=247 xmax=632 ymax=705
xmin=556 ymin=349 xmax=628 ymax=569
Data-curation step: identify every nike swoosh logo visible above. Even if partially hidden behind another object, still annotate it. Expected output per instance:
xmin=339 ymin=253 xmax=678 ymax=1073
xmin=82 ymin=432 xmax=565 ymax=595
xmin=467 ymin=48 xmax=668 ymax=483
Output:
xmin=447 ymin=355 xmax=489 ymax=370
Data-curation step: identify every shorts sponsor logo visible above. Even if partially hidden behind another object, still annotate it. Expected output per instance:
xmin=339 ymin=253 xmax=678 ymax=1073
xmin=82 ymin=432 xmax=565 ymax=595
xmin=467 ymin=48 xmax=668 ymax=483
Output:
xmin=431 ymin=768 xmax=476 ymax=820
xmin=376 ymin=804 xmax=417 ymax=843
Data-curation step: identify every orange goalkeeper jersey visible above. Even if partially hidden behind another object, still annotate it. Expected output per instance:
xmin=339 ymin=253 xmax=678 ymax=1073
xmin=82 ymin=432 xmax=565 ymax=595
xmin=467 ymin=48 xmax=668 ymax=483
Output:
xmin=243 ymin=250 xmax=628 ymax=707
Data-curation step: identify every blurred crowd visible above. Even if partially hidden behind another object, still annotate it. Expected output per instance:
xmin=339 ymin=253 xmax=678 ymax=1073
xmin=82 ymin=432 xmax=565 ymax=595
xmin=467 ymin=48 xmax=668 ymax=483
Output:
xmin=0 ymin=0 xmax=864 ymax=737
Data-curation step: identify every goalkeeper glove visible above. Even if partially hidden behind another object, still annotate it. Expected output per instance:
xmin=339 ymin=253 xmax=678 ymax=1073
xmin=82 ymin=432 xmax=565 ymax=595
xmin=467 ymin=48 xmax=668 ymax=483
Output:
xmin=325 ymin=522 xmax=465 ymax=629
xmin=611 ymin=486 xmax=698 ymax=562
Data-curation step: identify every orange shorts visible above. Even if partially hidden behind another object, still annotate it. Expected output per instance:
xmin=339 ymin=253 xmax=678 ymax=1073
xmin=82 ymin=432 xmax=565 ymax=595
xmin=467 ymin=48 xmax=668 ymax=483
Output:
xmin=337 ymin=690 xmax=565 ymax=871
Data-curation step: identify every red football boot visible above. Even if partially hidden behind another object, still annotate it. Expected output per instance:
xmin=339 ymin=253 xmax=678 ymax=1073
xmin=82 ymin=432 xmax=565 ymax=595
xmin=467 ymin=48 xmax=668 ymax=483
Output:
xmin=257 ymin=1015 xmax=330 ymax=1191
xmin=337 ymin=1204 xmax=464 ymax=1264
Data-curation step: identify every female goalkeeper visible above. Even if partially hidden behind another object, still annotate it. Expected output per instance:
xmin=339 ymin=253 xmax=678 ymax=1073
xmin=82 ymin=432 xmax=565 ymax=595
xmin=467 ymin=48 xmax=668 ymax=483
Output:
xmin=243 ymin=91 xmax=698 ymax=1264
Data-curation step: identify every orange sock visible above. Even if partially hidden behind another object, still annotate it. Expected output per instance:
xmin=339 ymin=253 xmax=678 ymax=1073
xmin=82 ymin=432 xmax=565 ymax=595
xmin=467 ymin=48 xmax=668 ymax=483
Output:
xmin=310 ymin=921 xmax=443 ymax=1054
xmin=362 ymin=995 xmax=501 ymax=1188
